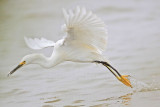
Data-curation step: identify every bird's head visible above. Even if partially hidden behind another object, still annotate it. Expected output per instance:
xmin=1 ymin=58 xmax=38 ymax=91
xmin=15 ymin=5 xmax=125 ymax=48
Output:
xmin=8 ymin=54 xmax=40 ymax=76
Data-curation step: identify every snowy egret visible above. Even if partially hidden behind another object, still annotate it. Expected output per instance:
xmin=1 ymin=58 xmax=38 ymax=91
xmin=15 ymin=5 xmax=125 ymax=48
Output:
xmin=8 ymin=7 xmax=132 ymax=88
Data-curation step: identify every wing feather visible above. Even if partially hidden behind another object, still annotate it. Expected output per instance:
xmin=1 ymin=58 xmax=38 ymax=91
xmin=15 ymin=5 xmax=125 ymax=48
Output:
xmin=62 ymin=6 xmax=108 ymax=54
xmin=24 ymin=37 xmax=55 ymax=50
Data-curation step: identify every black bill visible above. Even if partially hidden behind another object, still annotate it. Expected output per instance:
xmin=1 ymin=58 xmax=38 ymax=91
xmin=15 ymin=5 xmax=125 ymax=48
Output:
xmin=8 ymin=64 xmax=23 ymax=76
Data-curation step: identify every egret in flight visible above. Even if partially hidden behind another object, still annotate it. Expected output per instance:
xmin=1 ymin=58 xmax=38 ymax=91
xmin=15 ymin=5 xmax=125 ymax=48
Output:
xmin=8 ymin=7 xmax=132 ymax=88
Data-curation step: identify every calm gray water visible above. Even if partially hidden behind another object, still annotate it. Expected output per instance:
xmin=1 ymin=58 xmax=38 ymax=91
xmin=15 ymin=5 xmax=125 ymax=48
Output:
xmin=0 ymin=0 xmax=160 ymax=107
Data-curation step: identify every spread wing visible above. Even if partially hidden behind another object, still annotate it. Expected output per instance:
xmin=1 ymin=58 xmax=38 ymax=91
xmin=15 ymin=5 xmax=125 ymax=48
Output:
xmin=62 ymin=6 xmax=108 ymax=54
xmin=24 ymin=37 xmax=55 ymax=50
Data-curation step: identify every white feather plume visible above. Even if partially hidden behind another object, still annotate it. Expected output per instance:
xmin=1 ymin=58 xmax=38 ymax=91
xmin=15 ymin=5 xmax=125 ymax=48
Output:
xmin=24 ymin=37 xmax=55 ymax=50
xmin=62 ymin=6 xmax=108 ymax=54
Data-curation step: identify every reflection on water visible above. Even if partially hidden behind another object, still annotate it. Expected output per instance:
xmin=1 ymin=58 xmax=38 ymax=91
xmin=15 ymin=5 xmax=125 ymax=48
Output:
xmin=0 ymin=0 xmax=160 ymax=107
xmin=44 ymin=99 xmax=61 ymax=103
xmin=119 ymin=93 xmax=132 ymax=106
xmin=91 ymin=93 xmax=132 ymax=107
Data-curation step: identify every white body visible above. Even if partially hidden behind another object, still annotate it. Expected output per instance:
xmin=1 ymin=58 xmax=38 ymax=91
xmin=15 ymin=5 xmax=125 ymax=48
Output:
xmin=9 ymin=7 xmax=133 ymax=88
xmin=23 ymin=6 xmax=108 ymax=68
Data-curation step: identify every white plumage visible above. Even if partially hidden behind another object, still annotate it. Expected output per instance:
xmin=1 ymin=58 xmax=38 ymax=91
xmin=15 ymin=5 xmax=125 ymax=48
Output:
xmin=24 ymin=37 xmax=55 ymax=50
xmin=24 ymin=6 xmax=108 ymax=62
xmin=9 ymin=7 xmax=133 ymax=88
xmin=62 ymin=7 xmax=108 ymax=54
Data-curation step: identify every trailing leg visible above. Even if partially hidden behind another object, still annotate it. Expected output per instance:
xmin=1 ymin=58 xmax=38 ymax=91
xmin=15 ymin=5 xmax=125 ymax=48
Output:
xmin=94 ymin=61 xmax=132 ymax=88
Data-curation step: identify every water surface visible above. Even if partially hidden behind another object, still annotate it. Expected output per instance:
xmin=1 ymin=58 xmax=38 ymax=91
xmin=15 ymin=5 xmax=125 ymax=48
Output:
xmin=0 ymin=0 xmax=160 ymax=107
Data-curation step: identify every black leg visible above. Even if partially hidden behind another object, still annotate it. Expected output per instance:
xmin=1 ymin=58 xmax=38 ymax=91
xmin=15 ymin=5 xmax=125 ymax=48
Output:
xmin=94 ymin=60 xmax=132 ymax=88
xmin=94 ymin=61 xmax=121 ymax=77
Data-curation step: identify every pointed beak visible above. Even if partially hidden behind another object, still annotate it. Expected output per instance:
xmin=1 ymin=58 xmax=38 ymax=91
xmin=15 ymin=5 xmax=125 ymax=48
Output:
xmin=8 ymin=61 xmax=26 ymax=76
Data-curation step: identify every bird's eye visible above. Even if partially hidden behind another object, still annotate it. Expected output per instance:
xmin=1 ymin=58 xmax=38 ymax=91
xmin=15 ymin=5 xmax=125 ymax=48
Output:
xmin=20 ymin=61 xmax=26 ymax=65
xmin=23 ymin=61 xmax=26 ymax=64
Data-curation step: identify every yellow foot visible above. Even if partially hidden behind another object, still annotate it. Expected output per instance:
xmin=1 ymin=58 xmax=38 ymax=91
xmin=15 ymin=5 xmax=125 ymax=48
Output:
xmin=117 ymin=75 xmax=132 ymax=88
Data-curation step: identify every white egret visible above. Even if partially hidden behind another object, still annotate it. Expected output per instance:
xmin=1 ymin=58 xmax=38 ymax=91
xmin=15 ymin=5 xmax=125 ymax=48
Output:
xmin=8 ymin=7 xmax=132 ymax=88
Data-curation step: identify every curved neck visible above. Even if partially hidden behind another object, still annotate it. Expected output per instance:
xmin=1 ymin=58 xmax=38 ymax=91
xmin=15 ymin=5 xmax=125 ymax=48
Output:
xmin=30 ymin=53 xmax=62 ymax=68
xmin=33 ymin=54 xmax=50 ymax=68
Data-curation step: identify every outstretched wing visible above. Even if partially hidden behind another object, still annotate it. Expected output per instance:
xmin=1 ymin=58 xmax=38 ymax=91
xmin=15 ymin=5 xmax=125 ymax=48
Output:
xmin=24 ymin=37 xmax=55 ymax=50
xmin=62 ymin=6 xmax=108 ymax=54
